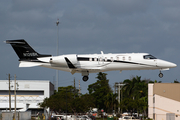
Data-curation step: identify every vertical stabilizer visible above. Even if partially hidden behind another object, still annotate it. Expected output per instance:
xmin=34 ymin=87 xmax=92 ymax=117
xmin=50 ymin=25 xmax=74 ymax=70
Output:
xmin=6 ymin=39 xmax=51 ymax=60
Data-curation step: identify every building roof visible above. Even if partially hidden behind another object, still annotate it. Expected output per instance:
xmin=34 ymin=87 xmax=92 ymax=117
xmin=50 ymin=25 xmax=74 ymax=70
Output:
xmin=153 ymin=83 xmax=180 ymax=102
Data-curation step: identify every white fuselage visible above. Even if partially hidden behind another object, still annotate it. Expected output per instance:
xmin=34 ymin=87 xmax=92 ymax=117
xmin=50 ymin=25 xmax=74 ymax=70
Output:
xmin=25 ymin=53 xmax=176 ymax=76
xmin=6 ymin=40 xmax=177 ymax=81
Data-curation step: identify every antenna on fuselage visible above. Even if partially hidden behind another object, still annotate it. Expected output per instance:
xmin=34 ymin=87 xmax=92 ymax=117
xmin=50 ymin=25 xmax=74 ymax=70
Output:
xmin=101 ymin=51 xmax=104 ymax=55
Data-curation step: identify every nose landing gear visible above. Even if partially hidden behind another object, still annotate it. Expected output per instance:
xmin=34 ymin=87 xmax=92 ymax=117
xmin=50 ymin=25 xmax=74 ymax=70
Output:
xmin=159 ymin=72 xmax=163 ymax=78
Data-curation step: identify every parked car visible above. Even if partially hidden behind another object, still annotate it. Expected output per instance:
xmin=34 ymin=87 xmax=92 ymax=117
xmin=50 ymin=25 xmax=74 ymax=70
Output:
xmin=77 ymin=115 xmax=92 ymax=120
xmin=119 ymin=116 xmax=140 ymax=120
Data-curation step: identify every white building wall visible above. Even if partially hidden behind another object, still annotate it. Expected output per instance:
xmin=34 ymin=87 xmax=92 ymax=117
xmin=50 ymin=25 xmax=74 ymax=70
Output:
xmin=148 ymin=83 xmax=180 ymax=120
xmin=0 ymin=80 xmax=54 ymax=110
xmin=148 ymin=84 xmax=154 ymax=119
xmin=154 ymin=94 xmax=180 ymax=120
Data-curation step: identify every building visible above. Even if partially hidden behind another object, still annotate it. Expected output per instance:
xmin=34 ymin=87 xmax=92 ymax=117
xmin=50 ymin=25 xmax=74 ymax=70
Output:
xmin=0 ymin=80 xmax=54 ymax=117
xmin=148 ymin=83 xmax=180 ymax=120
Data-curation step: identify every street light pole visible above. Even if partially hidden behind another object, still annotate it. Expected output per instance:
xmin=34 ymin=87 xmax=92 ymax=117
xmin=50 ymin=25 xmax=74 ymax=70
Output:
xmin=56 ymin=19 xmax=60 ymax=92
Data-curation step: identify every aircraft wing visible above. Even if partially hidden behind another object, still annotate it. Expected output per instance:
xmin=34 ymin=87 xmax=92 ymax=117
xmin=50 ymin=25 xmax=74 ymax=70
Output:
xmin=70 ymin=68 xmax=102 ymax=75
xmin=64 ymin=57 xmax=103 ymax=74
xmin=69 ymin=67 xmax=102 ymax=74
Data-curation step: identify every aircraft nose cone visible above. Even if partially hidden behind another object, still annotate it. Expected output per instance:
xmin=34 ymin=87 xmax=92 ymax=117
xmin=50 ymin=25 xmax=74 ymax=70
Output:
xmin=166 ymin=61 xmax=177 ymax=68
xmin=171 ymin=63 xmax=177 ymax=68
xmin=158 ymin=60 xmax=177 ymax=68
xmin=165 ymin=62 xmax=177 ymax=68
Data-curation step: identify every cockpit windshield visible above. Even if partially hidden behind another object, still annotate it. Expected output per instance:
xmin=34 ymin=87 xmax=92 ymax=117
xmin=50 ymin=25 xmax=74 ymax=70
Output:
xmin=143 ymin=55 xmax=157 ymax=59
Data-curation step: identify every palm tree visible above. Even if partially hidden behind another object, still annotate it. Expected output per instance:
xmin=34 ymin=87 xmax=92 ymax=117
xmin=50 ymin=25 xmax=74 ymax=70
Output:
xmin=121 ymin=76 xmax=148 ymax=114
xmin=174 ymin=79 xmax=179 ymax=83
xmin=149 ymin=80 xmax=162 ymax=83
xmin=122 ymin=76 xmax=142 ymax=99
xmin=104 ymin=92 xmax=117 ymax=113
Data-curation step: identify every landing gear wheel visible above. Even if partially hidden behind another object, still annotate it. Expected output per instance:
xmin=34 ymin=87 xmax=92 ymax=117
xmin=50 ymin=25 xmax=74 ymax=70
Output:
xmin=159 ymin=73 xmax=163 ymax=78
xmin=82 ymin=76 xmax=89 ymax=82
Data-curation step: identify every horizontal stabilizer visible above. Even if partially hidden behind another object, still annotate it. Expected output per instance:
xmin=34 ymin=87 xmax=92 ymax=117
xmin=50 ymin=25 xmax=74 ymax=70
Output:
xmin=19 ymin=61 xmax=42 ymax=67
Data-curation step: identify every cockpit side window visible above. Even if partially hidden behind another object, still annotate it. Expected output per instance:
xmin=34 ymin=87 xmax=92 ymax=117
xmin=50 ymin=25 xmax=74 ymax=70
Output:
xmin=143 ymin=55 xmax=157 ymax=59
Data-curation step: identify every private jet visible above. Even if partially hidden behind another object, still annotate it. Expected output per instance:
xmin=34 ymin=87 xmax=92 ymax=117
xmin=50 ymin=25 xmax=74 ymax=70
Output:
xmin=6 ymin=39 xmax=177 ymax=81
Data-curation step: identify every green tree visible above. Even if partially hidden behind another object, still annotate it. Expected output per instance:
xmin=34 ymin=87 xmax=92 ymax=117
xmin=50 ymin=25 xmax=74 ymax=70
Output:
xmin=121 ymin=76 xmax=148 ymax=115
xmin=174 ymin=79 xmax=179 ymax=83
xmin=88 ymin=72 xmax=114 ymax=112
xmin=149 ymin=80 xmax=162 ymax=83
xmin=39 ymin=86 xmax=94 ymax=114
xmin=72 ymin=94 xmax=95 ymax=113
xmin=39 ymin=86 xmax=75 ymax=113
xmin=104 ymin=92 xmax=118 ymax=113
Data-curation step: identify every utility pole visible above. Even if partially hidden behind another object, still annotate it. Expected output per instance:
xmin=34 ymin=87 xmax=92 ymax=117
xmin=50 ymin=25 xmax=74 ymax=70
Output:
xmin=74 ymin=78 xmax=75 ymax=99
xmin=118 ymin=84 xmax=120 ymax=113
xmin=56 ymin=19 xmax=60 ymax=92
xmin=79 ymin=80 xmax=81 ymax=97
xmin=13 ymin=74 xmax=19 ymax=120
xmin=114 ymin=82 xmax=117 ymax=114
xmin=8 ymin=74 xmax=11 ymax=112
xmin=14 ymin=74 xmax=16 ymax=120
xmin=66 ymin=88 xmax=67 ymax=120
xmin=116 ymin=83 xmax=124 ymax=114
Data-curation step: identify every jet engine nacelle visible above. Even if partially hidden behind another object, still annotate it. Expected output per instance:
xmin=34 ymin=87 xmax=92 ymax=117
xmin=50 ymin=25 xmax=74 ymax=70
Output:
xmin=50 ymin=54 xmax=77 ymax=67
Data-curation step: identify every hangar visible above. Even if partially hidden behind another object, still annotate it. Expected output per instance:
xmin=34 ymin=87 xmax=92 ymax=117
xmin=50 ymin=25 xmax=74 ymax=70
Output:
xmin=148 ymin=83 xmax=180 ymax=120
xmin=0 ymin=80 xmax=54 ymax=117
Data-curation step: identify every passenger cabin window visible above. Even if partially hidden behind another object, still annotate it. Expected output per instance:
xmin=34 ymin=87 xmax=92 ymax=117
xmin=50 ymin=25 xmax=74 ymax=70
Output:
xmin=123 ymin=56 xmax=125 ymax=61
xmin=99 ymin=57 xmax=102 ymax=61
xmin=129 ymin=56 xmax=131 ymax=61
xmin=111 ymin=57 xmax=113 ymax=61
xmin=94 ymin=57 xmax=97 ymax=61
xmin=143 ymin=55 xmax=157 ymax=59
xmin=117 ymin=57 xmax=119 ymax=61
xmin=105 ymin=57 xmax=107 ymax=62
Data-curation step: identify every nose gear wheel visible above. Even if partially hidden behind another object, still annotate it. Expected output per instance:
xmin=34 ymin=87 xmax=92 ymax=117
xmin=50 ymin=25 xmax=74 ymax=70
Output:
xmin=159 ymin=72 xmax=163 ymax=78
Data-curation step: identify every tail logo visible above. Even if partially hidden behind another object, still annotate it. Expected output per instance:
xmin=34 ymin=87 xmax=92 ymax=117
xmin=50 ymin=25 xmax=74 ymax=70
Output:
xmin=23 ymin=53 xmax=38 ymax=57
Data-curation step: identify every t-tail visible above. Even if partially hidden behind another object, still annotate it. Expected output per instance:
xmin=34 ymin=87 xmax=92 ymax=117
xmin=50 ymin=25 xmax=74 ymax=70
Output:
xmin=6 ymin=39 xmax=51 ymax=61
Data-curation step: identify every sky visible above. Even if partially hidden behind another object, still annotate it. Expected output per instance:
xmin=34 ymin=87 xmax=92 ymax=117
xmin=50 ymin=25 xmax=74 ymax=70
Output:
xmin=1 ymin=0 xmax=180 ymax=94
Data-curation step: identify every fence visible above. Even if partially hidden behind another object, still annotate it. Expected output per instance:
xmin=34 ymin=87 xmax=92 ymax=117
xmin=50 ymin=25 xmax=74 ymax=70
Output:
xmin=1 ymin=111 xmax=31 ymax=120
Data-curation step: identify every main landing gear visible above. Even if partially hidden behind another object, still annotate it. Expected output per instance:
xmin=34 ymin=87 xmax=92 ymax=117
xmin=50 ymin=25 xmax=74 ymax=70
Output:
xmin=82 ymin=76 xmax=89 ymax=82
xmin=159 ymin=71 xmax=163 ymax=78
xmin=82 ymin=71 xmax=89 ymax=82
